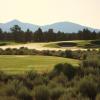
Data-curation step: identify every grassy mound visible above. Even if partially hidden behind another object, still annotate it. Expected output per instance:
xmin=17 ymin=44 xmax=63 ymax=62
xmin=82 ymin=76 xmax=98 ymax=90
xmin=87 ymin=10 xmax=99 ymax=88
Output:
xmin=44 ymin=40 xmax=100 ymax=49
xmin=0 ymin=41 xmax=20 ymax=46
xmin=83 ymin=40 xmax=100 ymax=48
xmin=91 ymin=40 xmax=100 ymax=45
xmin=0 ymin=42 xmax=7 ymax=46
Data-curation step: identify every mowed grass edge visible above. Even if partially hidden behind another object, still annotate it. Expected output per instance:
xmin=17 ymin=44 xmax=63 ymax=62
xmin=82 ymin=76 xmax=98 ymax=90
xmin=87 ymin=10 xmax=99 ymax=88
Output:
xmin=0 ymin=55 xmax=79 ymax=74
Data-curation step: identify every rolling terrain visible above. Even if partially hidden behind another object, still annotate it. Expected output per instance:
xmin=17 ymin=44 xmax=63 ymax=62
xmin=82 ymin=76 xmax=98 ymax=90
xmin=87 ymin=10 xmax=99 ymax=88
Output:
xmin=0 ymin=40 xmax=100 ymax=51
xmin=0 ymin=20 xmax=100 ymax=33
xmin=0 ymin=55 xmax=79 ymax=74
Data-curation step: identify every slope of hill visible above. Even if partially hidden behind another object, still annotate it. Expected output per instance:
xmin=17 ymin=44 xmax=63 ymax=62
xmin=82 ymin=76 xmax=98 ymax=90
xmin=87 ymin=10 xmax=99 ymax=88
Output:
xmin=41 ymin=22 xmax=100 ymax=33
xmin=0 ymin=20 xmax=99 ymax=33
xmin=0 ymin=20 xmax=39 ymax=32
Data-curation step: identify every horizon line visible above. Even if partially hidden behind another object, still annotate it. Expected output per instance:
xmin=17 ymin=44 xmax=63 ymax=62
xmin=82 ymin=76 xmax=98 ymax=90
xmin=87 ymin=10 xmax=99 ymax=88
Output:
xmin=0 ymin=19 xmax=99 ymax=30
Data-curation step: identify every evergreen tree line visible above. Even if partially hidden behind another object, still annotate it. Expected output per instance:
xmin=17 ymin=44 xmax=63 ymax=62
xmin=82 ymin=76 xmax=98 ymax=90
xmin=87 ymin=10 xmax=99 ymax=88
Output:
xmin=0 ymin=25 xmax=100 ymax=42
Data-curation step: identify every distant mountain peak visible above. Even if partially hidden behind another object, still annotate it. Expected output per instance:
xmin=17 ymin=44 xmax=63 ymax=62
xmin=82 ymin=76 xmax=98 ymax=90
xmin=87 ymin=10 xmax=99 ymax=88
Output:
xmin=6 ymin=19 xmax=22 ymax=24
xmin=11 ymin=19 xmax=20 ymax=22
xmin=0 ymin=20 xmax=100 ymax=33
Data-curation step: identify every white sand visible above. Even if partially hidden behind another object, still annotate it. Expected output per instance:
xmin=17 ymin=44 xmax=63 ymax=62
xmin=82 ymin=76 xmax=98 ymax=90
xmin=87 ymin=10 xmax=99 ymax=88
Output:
xmin=0 ymin=42 xmax=87 ymax=51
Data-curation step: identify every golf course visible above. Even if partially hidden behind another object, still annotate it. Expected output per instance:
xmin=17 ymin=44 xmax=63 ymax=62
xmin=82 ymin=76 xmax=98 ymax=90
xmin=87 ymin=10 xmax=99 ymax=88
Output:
xmin=0 ymin=40 xmax=100 ymax=51
xmin=0 ymin=55 xmax=79 ymax=74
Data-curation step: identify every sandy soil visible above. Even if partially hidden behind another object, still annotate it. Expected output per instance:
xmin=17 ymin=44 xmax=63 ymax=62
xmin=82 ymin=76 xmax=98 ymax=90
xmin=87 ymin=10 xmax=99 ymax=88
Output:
xmin=0 ymin=43 xmax=87 ymax=51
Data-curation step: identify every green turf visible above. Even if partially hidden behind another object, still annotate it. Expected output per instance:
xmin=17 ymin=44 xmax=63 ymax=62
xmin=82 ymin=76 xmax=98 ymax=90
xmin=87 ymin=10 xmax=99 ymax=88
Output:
xmin=44 ymin=40 xmax=100 ymax=48
xmin=0 ymin=55 xmax=79 ymax=74
xmin=44 ymin=40 xmax=91 ymax=48
xmin=0 ymin=41 xmax=21 ymax=46
xmin=44 ymin=43 xmax=60 ymax=48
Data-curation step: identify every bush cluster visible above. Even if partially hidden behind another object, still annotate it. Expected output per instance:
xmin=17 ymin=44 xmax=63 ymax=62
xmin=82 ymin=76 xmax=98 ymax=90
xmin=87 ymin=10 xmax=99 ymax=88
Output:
xmin=0 ymin=50 xmax=99 ymax=100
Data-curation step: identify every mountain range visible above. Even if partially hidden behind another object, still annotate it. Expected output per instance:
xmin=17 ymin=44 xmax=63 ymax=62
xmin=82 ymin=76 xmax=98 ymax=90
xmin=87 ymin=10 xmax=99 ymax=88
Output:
xmin=0 ymin=20 xmax=100 ymax=33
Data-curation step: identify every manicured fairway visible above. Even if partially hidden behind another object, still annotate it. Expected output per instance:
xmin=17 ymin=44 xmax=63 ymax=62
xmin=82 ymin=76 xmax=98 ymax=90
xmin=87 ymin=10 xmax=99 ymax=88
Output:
xmin=0 ymin=40 xmax=100 ymax=51
xmin=44 ymin=40 xmax=100 ymax=48
xmin=0 ymin=55 xmax=79 ymax=74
